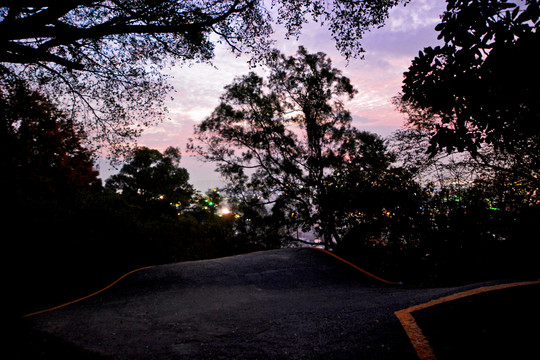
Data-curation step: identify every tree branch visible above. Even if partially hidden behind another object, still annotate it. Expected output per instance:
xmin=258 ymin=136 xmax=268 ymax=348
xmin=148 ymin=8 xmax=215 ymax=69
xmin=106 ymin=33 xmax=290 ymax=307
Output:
xmin=0 ymin=42 xmax=84 ymax=69
xmin=1 ymin=0 xmax=256 ymax=69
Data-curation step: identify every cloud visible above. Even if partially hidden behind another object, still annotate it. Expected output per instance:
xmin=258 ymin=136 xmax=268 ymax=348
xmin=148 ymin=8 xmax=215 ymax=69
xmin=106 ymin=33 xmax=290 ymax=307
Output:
xmin=386 ymin=0 xmax=444 ymax=33
xmin=133 ymin=0 xmax=447 ymax=190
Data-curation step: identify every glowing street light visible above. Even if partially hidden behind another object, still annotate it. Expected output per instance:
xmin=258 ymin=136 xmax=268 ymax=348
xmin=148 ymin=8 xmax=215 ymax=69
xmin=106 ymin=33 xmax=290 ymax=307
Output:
xmin=219 ymin=207 xmax=231 ymax=216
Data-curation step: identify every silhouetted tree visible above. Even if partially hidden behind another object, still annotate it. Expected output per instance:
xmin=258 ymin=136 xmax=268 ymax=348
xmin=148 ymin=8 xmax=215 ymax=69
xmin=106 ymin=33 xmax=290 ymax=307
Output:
xmin=106 ymin=146 xmax=194 ymax=208
xmin=399 ymin=0 xmax=540 ymax=189
xmin=227 ymin=194 xmax=297 ymax=250
xmin=0 ymin=79 xmax=100 ymax=204
xmin=1 ymin=79 xmax=105 ymax=314
xmin=191 ymin=47 xmax=403 ymax=250
xmin=0 ymin=0 xmax=405 ymax=153
xmin=377 ymin=125 xmax=540 ymax=285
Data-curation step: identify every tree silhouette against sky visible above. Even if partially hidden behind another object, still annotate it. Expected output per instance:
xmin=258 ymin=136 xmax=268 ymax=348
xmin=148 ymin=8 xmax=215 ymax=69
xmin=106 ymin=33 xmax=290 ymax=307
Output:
xmin=399 ymin=0 xmax=540 ymax=188
xmin=0 ymin=0 xmax=404 ymax=154
xmin=192 ymin=47 xmax=405 ymax=249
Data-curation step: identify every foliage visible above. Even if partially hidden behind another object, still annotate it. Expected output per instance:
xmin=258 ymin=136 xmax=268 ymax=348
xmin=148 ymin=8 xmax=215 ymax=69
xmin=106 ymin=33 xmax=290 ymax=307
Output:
xmin=0 ymin=78 xmax=101 ymax=202
xmin=388 ymin=0 xmax=540 ymax=283
xmin=106 ymin=146 xmax=194 ymax=207
xmin=191 ymin=46 xmax=405 ymax=249
xmin=228 ymin=194 xmax=298 ymax=250
xmin=0 ymin=0 xmax=404 ymax=154
xmin=391 ymin=127 xmax=494 ymax=188
xmin=370 ymin=126 xmax=540 ymax=284
xmin=1 ymin=80 xmax=104 ymax=313
xmin=1 ymin=85 xmax=250 ymax=314
xmin=334 ymin=176 xmax=540 ymax=286
xmin=399 ymin=0 xmax=540 ymax=188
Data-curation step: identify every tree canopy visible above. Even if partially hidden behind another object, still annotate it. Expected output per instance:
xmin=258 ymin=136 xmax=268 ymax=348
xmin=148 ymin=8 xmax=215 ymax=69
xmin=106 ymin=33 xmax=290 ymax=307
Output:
xmin=191 ymin=46 xmax=403 ymax=249
xmin=0 ymin=78 xmax=100 ymax=201
xmin=399 ymin=0 xmax=540 ymax=187
xmin=106 ymin=146 xmax=194 ymax=207
xmin=0 ymin=0 xmax=404 ymax=154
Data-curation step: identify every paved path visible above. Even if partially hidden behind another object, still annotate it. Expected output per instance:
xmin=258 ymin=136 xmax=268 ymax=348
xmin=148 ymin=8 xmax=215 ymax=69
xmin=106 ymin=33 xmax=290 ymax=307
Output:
xmin=21 ymin=248 xmax=539 ymax=359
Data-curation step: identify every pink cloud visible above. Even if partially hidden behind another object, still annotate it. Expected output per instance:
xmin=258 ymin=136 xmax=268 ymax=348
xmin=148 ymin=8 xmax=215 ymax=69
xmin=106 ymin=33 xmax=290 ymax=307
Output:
xmin=131 ymin=0 xmax=447 ymax=190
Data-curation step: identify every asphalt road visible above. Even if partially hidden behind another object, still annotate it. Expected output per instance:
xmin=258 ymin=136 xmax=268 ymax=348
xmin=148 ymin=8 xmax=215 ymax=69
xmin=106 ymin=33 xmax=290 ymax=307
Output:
xmin=19 ymin=248 xmax=540 ymax=359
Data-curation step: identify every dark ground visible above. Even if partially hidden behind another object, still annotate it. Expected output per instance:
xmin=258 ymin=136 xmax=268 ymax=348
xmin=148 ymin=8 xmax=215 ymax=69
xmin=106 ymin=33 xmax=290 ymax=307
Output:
xmin=414 ymin=283 xmax=540 ymax=359
xmin=12 ymin=248 xmax=539 ymax=359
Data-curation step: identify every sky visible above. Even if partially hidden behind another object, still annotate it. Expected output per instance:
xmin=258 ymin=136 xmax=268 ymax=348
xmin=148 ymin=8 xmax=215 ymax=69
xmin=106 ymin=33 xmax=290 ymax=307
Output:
xmin=100 ymin=0 xmax=447 ymax=191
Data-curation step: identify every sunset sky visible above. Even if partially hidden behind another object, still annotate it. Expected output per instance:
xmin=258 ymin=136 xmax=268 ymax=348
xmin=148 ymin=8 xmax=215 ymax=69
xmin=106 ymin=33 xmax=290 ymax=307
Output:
xmin=108 ymin=0 xmax=447 ymax=191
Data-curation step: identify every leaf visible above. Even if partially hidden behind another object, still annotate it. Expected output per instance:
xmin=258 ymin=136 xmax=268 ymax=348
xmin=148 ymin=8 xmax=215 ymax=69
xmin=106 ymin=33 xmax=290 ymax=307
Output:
xmin=512 ymin=5 xmax=520 ymax=20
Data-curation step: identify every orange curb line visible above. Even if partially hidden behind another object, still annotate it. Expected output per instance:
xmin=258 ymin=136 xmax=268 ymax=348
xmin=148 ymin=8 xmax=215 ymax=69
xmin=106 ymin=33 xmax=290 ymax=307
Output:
xmin=22 ymin=266 xmax=154 ymax=318
xmin=394 ymin=310 xmax=437 ymax=360
xmin=23 ymin=248 xmax=395 ymax=318
xmin=394 ymin=278 xmax=540 ymax=360
xmin=312 ymin=248 xmax=398 ymax=285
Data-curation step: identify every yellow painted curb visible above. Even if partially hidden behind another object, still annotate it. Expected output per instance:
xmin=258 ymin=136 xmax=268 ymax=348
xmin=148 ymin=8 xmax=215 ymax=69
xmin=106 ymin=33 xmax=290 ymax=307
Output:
xmin=23 ymin=266 xmax=153 ymax=318
xmin=312 ymin=247 xmax=398 ymax=285
xmin=22 ymin=247 xmax=395 ymax=318
xmin=394 ymin=279 xmax=540 ymax=360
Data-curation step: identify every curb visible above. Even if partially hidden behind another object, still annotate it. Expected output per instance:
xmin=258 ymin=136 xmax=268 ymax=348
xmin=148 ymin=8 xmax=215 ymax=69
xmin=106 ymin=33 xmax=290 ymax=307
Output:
xmin=23 ymin=266 xmax=154 ymax=318
xmin=311 ymin=247 xmax=398 ymax=285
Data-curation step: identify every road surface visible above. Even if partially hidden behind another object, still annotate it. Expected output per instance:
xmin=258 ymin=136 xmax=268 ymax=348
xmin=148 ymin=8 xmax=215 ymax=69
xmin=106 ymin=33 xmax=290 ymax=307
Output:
xmin=19 ymin=248 xmax=540 ymax=359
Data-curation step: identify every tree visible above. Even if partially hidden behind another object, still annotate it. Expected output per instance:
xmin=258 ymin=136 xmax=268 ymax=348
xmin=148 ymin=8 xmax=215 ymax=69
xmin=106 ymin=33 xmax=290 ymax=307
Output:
xmin=0 ymin=78 xmax=100 ymax=203
xmin=0 ymin=79 xmax=107 ymax=315
xmin=106 ymin=146 xmax=194 ymax=208
xmin=399 ymin=0 xmax=540 ymax=188
xmin=387 ymin=126 xmax=540 ymax=285
xmin=0 ymin=0 xmax=404 ymax=153
xmin=191 ymin=46 xmax=400 ymax=249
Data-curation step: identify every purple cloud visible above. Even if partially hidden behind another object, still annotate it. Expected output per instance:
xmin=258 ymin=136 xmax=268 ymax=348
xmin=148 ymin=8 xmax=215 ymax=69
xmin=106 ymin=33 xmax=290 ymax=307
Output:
xmin=132 ymin=0 xmax=447 ymax=190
